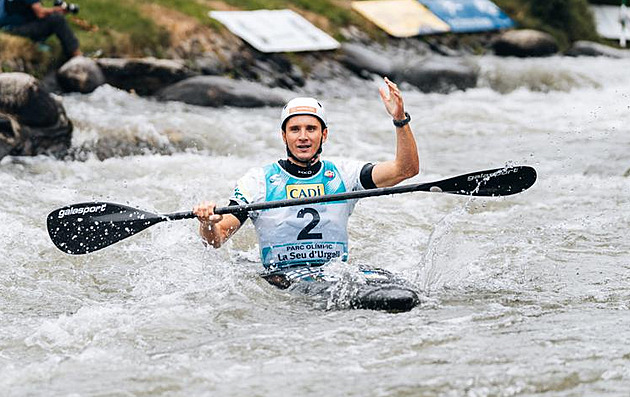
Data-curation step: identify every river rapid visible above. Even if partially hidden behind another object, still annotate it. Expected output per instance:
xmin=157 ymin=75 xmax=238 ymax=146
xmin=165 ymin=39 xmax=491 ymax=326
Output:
xmin=1 ymin=55 xmax=629 ymax=396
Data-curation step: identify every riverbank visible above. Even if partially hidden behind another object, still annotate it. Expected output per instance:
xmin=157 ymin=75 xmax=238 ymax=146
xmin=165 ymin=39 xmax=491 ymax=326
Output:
xmin=0 ymin=0 xmax=603 ymax=79
xmin=1 ymin=0 xmax=622 ymax=161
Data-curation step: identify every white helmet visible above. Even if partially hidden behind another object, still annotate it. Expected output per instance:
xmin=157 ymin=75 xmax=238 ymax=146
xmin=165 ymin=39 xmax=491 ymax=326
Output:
xmin=280 ymin=97 xmax=327 ymax=131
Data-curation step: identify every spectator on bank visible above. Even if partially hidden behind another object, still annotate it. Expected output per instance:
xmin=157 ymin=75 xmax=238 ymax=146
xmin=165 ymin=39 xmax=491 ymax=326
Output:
xmin=0 ymin=0 xmax=80 ymax=59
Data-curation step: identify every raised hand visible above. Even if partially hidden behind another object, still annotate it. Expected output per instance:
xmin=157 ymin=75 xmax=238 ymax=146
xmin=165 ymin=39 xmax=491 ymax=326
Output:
xmin=378 ymin=77 xmax=405 ymax=120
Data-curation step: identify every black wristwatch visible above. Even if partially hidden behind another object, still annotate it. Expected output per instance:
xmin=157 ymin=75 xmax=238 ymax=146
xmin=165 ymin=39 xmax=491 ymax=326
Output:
xmin=393 ymin=112 xmax=411 ymax=127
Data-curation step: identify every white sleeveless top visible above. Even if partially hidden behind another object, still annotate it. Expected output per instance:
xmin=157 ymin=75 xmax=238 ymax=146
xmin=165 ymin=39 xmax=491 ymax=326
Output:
xmin=230 ymin=160 xmax=367 ymax=269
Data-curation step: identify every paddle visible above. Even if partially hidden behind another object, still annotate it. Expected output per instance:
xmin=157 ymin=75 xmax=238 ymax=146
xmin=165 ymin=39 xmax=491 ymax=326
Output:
xmin=47 ymin=165 xmax=536 ymax=255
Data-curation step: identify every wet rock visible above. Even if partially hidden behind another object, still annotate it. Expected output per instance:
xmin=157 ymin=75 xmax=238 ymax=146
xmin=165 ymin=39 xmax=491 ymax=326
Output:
xmin=0 ymin=73 xmax=72 ymax=159
xmin=337 ymin=43 xmax=476 ymax=93
xmin=339 ymin=26 xmax=372 ymax=44
xmin=194 ymin=45 xmax=305 ymax=90
xmin=1 ymin=73 xmax=61 ymax=127
xmin=394 ymin=56 xmax=478 ymax=93
xmin=191 ymin=53 xmax=227 ymax=76
xmin=565 ymin=41 xmax=630 ymax=58
xmin=492 ymin=29 xmax=558 ymax=57
xmin=96 ymin=57 xmax=195 ymax=95
xmin=41 ymin=70 xmax=62 ymax=94
xmin=234 ymin=51 xmax=305 ymax=89
xmin=338 ymin=43 xmax=394 ymax=77
xmin=156 ymin=75 xmax=288 ymax=107
xmin=0 ymin=112 xmax=20 ymax=159
xmin=57 ymin=56 xmax=106 ymax=94
xmin=254 ymin=55 xmax=305 ymax=89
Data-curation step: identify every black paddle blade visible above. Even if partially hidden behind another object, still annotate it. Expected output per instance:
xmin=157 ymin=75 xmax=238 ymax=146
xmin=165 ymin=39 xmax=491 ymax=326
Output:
xmin=47 ymin=202 xmax=165 ymax=255
xmin=431 ymin=166 xmax=537 ymax=197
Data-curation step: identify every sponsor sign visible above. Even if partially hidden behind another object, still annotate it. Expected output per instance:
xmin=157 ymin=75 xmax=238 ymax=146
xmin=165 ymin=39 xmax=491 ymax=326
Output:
xmin=57 ymin=204 xmax=107 ymax=219
xmin=419 ymin=0 xmax=514 ymax=33
xmin=590 ymin=5 xmax=629 ymax=40
xmin=351 ymin=0 xmax=450 ymax=37
xmin=286 ymin=183 xmax=325 ymax=199
xmin=209 ymin=9 xmax=340 ymax=53
xmin=266 ymin=241 xmax=347 ymax=266
xmin=467 ymin=167 xmax=519 ymax=182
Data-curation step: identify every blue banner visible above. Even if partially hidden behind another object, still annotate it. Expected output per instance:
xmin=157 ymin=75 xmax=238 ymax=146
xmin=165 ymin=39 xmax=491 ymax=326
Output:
xmin=419 ymin=0 xmax=515 ymax=33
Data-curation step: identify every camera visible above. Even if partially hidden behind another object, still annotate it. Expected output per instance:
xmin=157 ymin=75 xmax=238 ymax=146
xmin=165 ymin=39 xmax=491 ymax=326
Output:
xmin=53 ymin=0 xmax=80 ymax=14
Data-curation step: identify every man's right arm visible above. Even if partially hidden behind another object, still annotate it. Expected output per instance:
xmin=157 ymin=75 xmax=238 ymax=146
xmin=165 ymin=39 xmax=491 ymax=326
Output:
xmin=195 ymin=167 xmax=262 ymax=248
xmin=194 ymin=201 xmax=243 ymax=248
xmin=30 ymin=2 xmax=66 ymax=19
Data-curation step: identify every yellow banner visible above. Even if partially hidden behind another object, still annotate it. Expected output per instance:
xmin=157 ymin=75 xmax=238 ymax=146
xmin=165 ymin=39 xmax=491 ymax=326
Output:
xmin=352 ymin=0 xmax=450 ymax=37
xmin=286 ymin=184 xmax=325 ymax=199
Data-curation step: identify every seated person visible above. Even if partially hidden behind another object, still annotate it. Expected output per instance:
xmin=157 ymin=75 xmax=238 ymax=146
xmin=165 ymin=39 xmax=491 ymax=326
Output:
xmin=0 ymin=0 xmax=80 ymax=59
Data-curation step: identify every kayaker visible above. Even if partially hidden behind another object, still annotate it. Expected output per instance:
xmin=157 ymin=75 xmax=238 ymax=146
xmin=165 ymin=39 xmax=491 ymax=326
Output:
xmin=194 ymin=77 xmax=419 ymax=272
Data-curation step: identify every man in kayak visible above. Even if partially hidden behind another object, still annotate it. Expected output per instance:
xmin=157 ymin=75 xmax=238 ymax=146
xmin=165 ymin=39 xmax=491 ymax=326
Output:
xmin=194 ymin=77 xmax=418 ymax=273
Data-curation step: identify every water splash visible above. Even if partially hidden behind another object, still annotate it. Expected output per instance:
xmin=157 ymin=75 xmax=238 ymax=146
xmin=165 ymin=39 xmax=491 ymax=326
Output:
xmin=413 ymin=199 xmax=472 ymax=294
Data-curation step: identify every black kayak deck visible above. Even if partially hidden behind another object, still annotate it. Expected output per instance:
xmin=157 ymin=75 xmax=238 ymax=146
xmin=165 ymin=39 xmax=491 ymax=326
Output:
xmin=261 ymin=265 xmax=420 ymax=312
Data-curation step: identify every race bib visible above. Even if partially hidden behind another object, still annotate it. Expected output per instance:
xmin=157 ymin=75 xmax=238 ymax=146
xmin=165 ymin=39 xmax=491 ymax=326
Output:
xmin=262 ymin=241 xmax=347 ymax=268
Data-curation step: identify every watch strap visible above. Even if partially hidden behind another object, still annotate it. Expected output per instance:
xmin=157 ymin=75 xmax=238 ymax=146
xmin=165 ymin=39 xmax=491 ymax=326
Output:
xmin=393 ymin=112 xmax=411 ymax=127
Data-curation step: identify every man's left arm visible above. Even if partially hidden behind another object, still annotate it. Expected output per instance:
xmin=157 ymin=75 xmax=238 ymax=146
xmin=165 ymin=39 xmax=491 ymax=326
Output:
xmin=371 ymin=77 xmax=419 ymax=188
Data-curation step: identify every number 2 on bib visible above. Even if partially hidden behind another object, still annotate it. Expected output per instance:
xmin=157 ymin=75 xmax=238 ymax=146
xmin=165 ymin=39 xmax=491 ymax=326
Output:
xmin=297 ymin=208 xmax=322 ymax=240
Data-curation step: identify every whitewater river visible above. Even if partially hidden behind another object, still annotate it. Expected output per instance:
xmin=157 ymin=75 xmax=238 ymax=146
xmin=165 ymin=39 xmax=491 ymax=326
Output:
xmin=1 ymin=55 xmax=629 ymax=396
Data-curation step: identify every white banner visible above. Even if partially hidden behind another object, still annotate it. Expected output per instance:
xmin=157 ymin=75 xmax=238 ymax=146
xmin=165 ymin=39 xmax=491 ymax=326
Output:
xmin=209 ymin=9 xmax=340 ymax=53
xmin=591 ymin=5 xmax=629 ymax=40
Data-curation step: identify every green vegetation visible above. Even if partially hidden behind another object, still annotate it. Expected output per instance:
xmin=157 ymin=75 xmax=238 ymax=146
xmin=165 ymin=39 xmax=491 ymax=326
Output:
xmin=495 ymin=0 xmax=599 ymax=49
xmin=223 ymin=0 xmax=354 ymax=26
xmin=589 ymin=0 xmax=625 ymax=4
xmin=72 ymin=0 xmax=170 ymax=56
xmin=140 ymin=0 xmax=224 ymax=29
xmin=0 ymin=33 xmax=53 ymax=74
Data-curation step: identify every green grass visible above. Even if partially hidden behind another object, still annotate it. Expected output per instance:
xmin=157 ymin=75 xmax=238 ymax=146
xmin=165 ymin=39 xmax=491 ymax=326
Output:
xmin=139 ymin=0 xmax=223 ymax=28
xmin=494 ymin=0 xmax=599 ymax=49
xmin=69 ymin=0 xmax=171 ymax=56
xmin=226 ymin=0 xmax=354 ymax=25
xmin=0 ymin=32 xmax=52 ymax=74
xmin=221 ymin=0 xmax=372 ymax=34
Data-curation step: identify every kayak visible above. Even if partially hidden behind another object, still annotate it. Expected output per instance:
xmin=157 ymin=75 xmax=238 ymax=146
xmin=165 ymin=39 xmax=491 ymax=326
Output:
xmin=261 ymin=264 xmax=420 ymax=312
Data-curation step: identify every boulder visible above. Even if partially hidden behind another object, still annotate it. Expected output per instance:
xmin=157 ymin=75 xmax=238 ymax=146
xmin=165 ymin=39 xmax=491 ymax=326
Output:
xmin=156 ymin=76 xmax=288 ymax=107
xmin=0 ymin=73 xmax=72 ymax=159
xmin=223 ymin=49 xmax=305 ymax=89
xmin=0 ymin=73 xmax=59 ymax=127
xmin=393 ymin=56 xmax=478 ymax=93
xmin=191 ymin=53 xmax=226 ymax=76
xmin=96 ymin=57 xmax=195 ymax=95
xmin=565 ymin=41 xmax=630 ymax=58
xmin=250 ymin=53 xmax=305 ymax=89
xmin=0 ymin=112 xmax=21 ymax=159
xmin=492 ymin=29 xmax=559 ymax=57
xmin=338 ymin=43 xmax=394 ymax=77
xmin=337 ymin=43 xmax=477 ymax=93
xmin=56 ymin=56 xmax=106 ymax=93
